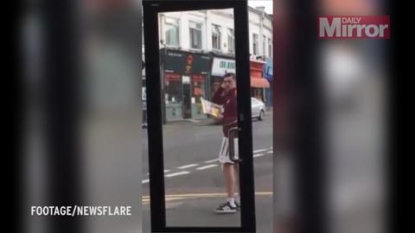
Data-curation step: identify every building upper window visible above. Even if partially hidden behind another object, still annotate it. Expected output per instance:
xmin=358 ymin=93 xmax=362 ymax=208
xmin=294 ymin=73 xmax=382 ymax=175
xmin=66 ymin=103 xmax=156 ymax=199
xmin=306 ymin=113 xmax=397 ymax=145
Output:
xmin=253 ymin=34 xmax=259 ymax=55
xmin=165 ymin=17 xmax=180 ymax=46
xmin=212 ymin=24 xmax=221 ymax=50
xmin=227 ymin=28 xmax=235 ymax=53
xmin=268 ymin=38 xmax=272 ymax=58
xmin=189 ymin=21 xmax=203 ymax=49
xmin=263 ymin=35 xmax=267 ymax=56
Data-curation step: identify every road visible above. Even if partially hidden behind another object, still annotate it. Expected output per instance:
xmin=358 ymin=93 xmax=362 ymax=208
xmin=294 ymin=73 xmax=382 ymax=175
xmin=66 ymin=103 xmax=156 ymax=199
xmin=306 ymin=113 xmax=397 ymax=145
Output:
xmin=141 ymin=114 xmax=274 ymax=231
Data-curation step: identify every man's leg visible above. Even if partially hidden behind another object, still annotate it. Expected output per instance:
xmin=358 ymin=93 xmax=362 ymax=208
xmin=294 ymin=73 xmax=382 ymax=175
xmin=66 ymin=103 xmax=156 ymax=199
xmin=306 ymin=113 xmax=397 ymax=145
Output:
xmin=215 ymin=138 xmax=237 ymax=213
xmin=223 ymin=163 xmax=237 ymax=201
xmin=215 ymin=162 xmax=238 ymax=213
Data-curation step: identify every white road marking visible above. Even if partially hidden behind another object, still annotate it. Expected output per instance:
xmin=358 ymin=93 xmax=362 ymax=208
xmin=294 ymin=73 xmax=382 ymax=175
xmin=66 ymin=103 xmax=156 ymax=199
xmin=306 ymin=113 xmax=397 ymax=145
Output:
xmin=146 ymin=147 xmax=272 ymax=178
xmin=204 ymin=159 xmax=218 ymax=163
xmin=178 ymin=164 xmax=199 ymax=169
xmin=142 ymin=179 xmax=149 ymax=184
xmin=196 ymin=164 xmax=218 ymax=170
xmin=165 ymin=171 xmax=190 ymax=177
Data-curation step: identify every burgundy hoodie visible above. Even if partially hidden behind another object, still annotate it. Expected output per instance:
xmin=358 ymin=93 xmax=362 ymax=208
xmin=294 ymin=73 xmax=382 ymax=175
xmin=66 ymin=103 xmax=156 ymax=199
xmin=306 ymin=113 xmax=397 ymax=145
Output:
xmin=212 ymin=87 xmax=238 ymax=138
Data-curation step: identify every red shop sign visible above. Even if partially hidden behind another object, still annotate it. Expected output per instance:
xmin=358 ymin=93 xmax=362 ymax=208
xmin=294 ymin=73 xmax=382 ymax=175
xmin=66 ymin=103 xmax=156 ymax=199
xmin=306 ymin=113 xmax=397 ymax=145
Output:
xmin=166 ymin=73 xmax=181 ymax=81
xmin=192 ymin=74 xmax=205 ymax=82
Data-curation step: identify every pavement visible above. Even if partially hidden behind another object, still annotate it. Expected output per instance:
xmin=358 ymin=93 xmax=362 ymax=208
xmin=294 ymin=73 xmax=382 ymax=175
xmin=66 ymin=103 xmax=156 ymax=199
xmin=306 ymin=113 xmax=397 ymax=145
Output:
xmin=142 ymin=195 xmax=273 ymax=230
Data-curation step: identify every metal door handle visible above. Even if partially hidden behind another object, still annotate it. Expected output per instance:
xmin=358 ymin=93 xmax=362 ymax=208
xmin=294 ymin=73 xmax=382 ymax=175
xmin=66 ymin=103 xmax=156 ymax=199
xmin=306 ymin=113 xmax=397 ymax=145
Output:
xmin=228 ymin=127 xmax=242 ymax=163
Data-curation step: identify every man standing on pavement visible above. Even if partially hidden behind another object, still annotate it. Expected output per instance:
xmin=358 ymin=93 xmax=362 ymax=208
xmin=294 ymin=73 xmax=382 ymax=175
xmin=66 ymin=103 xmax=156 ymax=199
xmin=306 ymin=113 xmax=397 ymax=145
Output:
xmin=211 ymin=72 xmax=240 ymax=213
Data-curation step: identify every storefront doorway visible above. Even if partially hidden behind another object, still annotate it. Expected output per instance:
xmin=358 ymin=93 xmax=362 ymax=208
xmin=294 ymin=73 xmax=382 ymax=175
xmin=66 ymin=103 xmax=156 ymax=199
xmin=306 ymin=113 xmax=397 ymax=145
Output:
xmin=182 ymin=76 xmax=192 ymax=119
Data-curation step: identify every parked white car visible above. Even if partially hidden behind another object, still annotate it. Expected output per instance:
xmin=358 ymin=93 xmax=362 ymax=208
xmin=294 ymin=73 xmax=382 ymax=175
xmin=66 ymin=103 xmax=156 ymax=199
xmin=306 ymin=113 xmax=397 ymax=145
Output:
xmin=218 ymin=97 xmax=266 ymax=121
xmin=251 ymin=97 xmax=266 ymax=121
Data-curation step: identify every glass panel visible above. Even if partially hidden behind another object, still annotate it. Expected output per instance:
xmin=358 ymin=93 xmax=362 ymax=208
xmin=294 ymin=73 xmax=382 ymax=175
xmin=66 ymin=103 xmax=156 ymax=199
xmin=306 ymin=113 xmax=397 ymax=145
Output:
xmin=142 ymin=3 xmax=274 ymax=230
xmin=228 ymin=28 xmax=235 ymax=52
xmin=253 ymin=34 xmax=258 ymax=55
xmin=160 ymin=8 xmax=242 ymax=227
xmin=165 ymin=17 xmax=180 ymax=46
xmin=190 ymin=22 xmax=202 ymax=49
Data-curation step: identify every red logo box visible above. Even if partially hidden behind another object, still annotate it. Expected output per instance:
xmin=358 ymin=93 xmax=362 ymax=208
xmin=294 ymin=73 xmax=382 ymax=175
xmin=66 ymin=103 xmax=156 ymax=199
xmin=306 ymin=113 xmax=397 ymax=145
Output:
xmin=318 ymin=16 xmax=390 ymax=39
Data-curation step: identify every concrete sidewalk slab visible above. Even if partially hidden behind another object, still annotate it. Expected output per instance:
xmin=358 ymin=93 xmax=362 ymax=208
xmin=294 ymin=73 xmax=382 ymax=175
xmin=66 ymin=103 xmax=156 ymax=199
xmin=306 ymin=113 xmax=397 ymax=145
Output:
xmin=142 ymin=195 xmax=273 ymax=232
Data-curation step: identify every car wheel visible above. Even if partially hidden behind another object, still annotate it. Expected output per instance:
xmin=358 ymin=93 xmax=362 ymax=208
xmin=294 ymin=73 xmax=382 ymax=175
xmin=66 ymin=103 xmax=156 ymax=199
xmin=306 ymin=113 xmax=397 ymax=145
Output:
xmin=258 ymin=110 xmax=265 ymax=121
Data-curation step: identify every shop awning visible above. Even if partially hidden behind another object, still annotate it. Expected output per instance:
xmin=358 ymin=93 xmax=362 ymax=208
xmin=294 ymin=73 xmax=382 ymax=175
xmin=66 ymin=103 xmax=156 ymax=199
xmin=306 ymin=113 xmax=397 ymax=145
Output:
xmin=251 ymin=77 xmax=270 ymax=88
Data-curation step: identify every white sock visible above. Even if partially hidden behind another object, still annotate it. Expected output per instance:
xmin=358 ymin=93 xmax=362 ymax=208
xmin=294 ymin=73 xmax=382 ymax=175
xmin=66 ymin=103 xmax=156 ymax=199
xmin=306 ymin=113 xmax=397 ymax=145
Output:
xmin=227 ymin=198 xmax=236 ymax=207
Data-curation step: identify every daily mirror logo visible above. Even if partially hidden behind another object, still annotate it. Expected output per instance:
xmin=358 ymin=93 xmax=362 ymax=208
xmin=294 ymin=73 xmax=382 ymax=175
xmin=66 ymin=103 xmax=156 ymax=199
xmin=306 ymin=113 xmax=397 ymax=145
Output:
xmin=319 ymin=16 xmax=390 ymax=39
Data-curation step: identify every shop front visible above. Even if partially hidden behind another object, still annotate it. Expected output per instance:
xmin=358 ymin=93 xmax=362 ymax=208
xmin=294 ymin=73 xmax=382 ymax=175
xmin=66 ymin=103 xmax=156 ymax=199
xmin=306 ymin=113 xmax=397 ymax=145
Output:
xmin=161 ymin=49 xmax=212 ymax=122
xmin=250 ymin=60 xmax=269 ymax=103
xmin=209 ymin=54 xmax=270 ymax=105
xmin=209 ymin=54 xmax=236 ymax=100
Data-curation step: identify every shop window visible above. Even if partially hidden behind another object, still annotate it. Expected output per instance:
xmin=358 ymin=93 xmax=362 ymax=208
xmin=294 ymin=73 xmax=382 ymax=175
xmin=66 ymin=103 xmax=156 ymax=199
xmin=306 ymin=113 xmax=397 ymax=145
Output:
xmin=165 ymin=76 xmax=183 ymax=103
xmin=251 ymin=87 xmax=264 ymax=102
xmin=211 ymin=79 xmax=222 ymax=100
xmin=192 ymin=75 xmax=206 ymax=103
